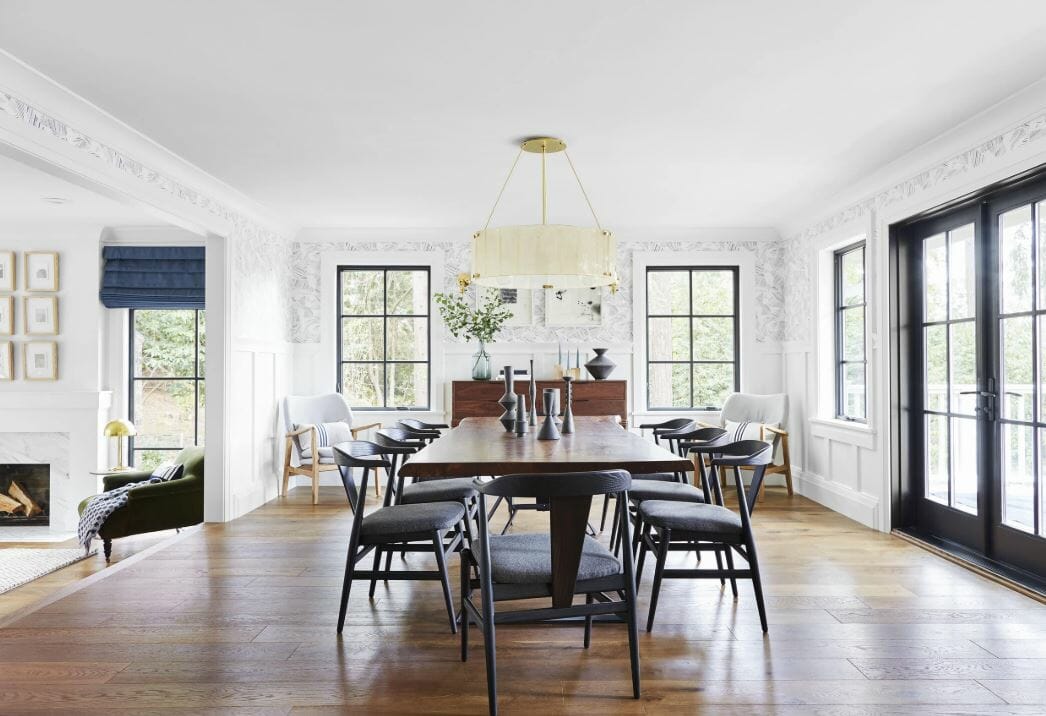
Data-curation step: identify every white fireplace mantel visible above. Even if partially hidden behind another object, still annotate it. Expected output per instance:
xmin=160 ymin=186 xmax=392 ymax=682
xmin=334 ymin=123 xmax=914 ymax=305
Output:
xmin=0 ymin=390 xmax=112 ymax=533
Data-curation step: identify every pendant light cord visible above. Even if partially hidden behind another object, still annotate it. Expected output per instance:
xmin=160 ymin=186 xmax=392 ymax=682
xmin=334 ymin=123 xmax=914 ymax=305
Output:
xmin=483 ymin=146 xmax=524 ymax=231
xmin=482 ymin=143 xmax=604 ymax=232
xmin=563 ymin=149 xmax=603 ymax=231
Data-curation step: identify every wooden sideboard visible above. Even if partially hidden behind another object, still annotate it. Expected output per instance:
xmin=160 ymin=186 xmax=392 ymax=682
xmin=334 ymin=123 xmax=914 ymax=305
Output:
xmin=450 ymin=379 xmax=627 ymax=427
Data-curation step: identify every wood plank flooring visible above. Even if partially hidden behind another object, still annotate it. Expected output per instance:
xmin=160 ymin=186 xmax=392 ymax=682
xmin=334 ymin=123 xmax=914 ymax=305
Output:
xmin=0 ymin=486 xmax=1044 ymax=713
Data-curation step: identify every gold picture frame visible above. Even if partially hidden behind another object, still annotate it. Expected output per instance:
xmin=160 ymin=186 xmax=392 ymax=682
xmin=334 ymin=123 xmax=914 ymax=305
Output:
xmin=0 ymin=251 xmax=13 ymax=292
xmin=0 ymin=295 xmax=12 ymax=335
xmin=24 ymin=296 xmax=58 ymax=335
xmin=23 ymin=341 xmax=57 ymax=381
xmin=24 ymin=251 xmax=59 ymax=292
xmin=0 ymin=341 xmax=12 ymax=381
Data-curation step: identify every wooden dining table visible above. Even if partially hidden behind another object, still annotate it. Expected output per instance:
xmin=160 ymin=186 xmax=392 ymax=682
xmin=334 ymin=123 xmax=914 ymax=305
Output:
xmin=397 ymin=415 xmax=692 ymax=480
xmin=397 ymin=415 xmax=692 ymax=609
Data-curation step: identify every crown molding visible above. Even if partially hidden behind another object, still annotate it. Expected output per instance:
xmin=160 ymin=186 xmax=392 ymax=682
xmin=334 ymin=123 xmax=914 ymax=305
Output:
xmin=781 ymin=78 xmax=1046 ymax=240
xmin=0 ymin=50 xmax=292 ymax=240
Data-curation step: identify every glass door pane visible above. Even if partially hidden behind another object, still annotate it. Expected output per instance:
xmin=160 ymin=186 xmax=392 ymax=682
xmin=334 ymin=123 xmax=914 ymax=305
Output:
xmin=920 ymin=223 xmax=979 ymax=514
xmin=998 ymin=203 xmax=1042 ymax=536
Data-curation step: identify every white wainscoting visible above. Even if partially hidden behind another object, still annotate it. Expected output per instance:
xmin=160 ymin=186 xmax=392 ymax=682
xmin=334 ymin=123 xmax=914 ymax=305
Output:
xmin=226 ymin=342 xmax=292 ymax=519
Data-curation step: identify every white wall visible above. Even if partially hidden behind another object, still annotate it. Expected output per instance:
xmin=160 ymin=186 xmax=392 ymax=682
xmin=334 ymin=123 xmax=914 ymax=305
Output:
xmin=0 ymin=57 xmax=294 ymax=525
xmin=0 ymin=223 xmax=110 ymax=530
xmin=781 ymin=78 xmax=1046 ymax=531
xmin=224 ymin=223 xmax=292 ymax=519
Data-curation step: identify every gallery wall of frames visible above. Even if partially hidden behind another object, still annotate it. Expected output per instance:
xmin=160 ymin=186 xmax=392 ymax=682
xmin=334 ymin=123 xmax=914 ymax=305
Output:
xmin=0 ymin=250 xmax=60 ymax=381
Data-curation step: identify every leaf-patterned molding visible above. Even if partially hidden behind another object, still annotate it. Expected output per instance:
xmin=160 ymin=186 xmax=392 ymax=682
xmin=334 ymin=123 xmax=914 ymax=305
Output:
xmin=289 ymin=238 xmax=786 ymax=345
xmin=782 ymin=111 xmax=1046 ymax=344
xmin=0 ymin=89 xmax=292 ymax=343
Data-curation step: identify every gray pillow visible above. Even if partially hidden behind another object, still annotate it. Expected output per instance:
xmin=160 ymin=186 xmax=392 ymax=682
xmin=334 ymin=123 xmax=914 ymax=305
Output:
xmin=150 ymin=463 xmax=184 ymax=482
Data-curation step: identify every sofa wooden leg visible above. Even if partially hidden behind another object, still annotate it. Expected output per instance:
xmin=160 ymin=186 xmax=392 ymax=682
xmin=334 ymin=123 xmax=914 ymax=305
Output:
xmin=103 ymin=539 xmax=112 ymax=563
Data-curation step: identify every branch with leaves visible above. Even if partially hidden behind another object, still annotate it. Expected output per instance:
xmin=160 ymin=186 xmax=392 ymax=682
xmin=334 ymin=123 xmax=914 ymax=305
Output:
xmin=434 ymin=290 xmax=512 ymax=343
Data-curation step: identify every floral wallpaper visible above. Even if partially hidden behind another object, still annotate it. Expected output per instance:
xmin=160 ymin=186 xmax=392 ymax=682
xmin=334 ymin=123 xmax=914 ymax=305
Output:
xmin=289 ymin=237 xmax=786 ymax=345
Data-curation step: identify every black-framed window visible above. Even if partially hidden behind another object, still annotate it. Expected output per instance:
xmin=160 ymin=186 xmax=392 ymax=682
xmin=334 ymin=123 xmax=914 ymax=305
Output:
xmin=337 ymin=266 xmax=430 ymax=410
xmin=646 ymin=266 xmax=739 ymax=410
xmin=129 ymin=309 xmax=205 ymax=469
xmin=835 ymin=242 xmax=867 ymax=421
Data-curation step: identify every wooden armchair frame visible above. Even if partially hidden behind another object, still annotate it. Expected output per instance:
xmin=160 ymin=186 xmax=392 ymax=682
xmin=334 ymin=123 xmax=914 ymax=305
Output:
xmin=282 ymin=421 xmax=382 ymax=504
xmin=698 ymin=421 xmax=793 ymax=500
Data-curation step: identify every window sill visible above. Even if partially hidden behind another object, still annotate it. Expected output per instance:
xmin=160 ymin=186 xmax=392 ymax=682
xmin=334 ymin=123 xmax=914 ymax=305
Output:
xmin=809 ymin=417 xmax=876 ymax=449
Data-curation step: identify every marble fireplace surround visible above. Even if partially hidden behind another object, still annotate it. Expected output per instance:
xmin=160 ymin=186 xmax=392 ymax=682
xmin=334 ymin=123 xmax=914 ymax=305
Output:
xmin=0 ymin=392 xmax=110 ymax=536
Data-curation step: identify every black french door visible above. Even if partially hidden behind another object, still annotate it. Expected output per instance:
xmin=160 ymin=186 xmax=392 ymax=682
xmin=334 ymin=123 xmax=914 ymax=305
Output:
xmin=898 ymin=174 xmax=1046 ymax=581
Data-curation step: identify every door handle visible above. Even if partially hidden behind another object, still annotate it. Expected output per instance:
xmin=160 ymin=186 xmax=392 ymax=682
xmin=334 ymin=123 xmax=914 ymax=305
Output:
xmin=958 ymin=379 xmax=997 ymax=421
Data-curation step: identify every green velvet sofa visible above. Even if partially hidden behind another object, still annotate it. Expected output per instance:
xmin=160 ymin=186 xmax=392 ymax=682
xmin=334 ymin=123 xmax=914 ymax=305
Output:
xmin=78 ymin=446 xmax=204 ymax=561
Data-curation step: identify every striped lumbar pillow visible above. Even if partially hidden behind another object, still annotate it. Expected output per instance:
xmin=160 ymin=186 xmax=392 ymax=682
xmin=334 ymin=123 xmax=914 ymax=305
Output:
xmin=295 ymin=421 xmax=353 ymax=457
xmin=724 ymin=419 xmax=777 ymax=448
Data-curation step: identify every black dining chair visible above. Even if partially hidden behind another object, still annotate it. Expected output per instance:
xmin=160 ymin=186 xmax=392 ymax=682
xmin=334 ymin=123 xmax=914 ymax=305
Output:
xmin=638 ymin=417 xmax=695 ymax=445
xmin=396 ymin=421 xmax=441 ymax=444
xmin=610 ymin=427 xmax=728 ymax=557
xmin=399 ymin=418 xmax=450 ymax=431
xmin=372 ymin=428 xmax=426 ymax=505
xmin=460 ymin=470 xmax=641 ymax=716
xmin=333 ymin=441 xmax=465 ymax=634
xmin=636 ymin=439 xmax=772 ymax=633
xmin=598 ymin=419 xmax=698 ymax=533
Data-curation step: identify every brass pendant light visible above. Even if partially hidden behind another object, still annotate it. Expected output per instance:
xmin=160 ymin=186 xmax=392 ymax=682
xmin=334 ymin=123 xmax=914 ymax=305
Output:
xmin=469 ymin=137 xmax=617 ymax=292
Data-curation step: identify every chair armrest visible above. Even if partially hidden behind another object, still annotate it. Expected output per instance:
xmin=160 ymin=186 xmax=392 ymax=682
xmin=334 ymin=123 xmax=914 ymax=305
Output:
xmin=764 ymin=425 xmax=788 ymax=437
xmin=102 ymin=470 xmax=154 ymax=491
xmin=286 ymin=425 xmax=314 ymax=438
xmin=697 ymin=420 xmax=720 ymax=429
xmin=124 ymin=477 xmax=202 ymax=502
xmin=351 ymin=422 xmax=382 ymax=438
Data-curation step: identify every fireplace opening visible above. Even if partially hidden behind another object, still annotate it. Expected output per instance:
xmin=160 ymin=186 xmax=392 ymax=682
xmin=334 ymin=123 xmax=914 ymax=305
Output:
xmin=0 ymin=464 xmax=49 ymax=526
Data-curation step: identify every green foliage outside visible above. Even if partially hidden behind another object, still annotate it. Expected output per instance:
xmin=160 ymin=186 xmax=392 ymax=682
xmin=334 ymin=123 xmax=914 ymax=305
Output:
xmin=341 ymin=270 xmax=430 ymax=408
xmin=132 ymin=309 xmax=205 ymax=468
xmin=646 ymin=269 xmax=737 ymax=409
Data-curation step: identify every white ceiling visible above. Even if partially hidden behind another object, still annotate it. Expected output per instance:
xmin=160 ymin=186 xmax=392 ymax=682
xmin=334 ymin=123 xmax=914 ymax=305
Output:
xmin=0 ymin=152 xmax=163 ymax=225
xmin=3 ymin=1 xmax=1046 ymax=230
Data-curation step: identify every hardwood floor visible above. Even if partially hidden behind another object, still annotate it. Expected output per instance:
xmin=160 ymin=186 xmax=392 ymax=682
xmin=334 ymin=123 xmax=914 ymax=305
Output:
xmin=0 ymin=530 xmax=177 ymax=623
xmin=0 ymin=486 xmax=1044 ymax=713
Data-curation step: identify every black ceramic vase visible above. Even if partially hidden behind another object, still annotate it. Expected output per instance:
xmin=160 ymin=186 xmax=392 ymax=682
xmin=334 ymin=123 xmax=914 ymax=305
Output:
xmin=537 ymin=388 xmax=561 ymax=440
xmin=584 ymin=348 xmax=616 ymax=380
xmin=561 ymin=376 xmax=575 ymax=434
xmin=498 ymin=365 xmax=517 ymax=432
xmin=528 ymin=359 xmax=538 ymax=426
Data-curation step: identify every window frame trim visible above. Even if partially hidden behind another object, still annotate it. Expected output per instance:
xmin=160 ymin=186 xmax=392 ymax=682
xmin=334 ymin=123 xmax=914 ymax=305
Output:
xmin=128 ymin=307 xmax=205 ymax=466
xmin=643 ymin=265 xmax=741 ymax=411
xmin=834 ymin=240 xmax=868 ymax=422
xmin=336 ymin=265 xmax=432 ymax=411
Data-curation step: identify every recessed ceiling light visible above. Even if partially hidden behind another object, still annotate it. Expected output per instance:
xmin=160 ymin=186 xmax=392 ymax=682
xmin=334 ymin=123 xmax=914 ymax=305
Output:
xmin=41 ymin=196 xmax=69 ymax=205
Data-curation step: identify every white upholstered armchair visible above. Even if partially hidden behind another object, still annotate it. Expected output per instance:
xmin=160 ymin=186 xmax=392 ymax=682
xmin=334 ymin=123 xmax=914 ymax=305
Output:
xmin=702 ymin=392 xmax=792 ymax=498
xmin=281 ymin=393 xmax=381 ymax=504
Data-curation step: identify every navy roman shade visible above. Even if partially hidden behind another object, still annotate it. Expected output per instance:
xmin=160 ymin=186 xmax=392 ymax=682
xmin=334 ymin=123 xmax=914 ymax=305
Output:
xmin=100 ymin=246 xmax=205 ymax=309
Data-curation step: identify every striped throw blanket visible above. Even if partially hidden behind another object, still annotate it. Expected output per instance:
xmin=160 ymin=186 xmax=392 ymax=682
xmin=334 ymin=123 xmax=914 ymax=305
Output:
xmin=77 ymin=477 xmax=163 ymax=553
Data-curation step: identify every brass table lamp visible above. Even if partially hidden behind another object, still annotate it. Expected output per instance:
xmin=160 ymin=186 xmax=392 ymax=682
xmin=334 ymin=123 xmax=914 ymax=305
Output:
xmin=103 ymin=419 xmax=137 ymax=471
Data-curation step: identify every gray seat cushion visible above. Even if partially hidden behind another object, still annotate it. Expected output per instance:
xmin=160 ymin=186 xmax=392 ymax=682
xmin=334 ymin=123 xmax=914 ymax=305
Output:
xmin=483 ymin=533 xmax=621 ymax=584
xmin=629 ymin=481 xmax=705 ymax=503
xmin=401 ymin=477 xmax=478 ymax=504
xmin=631 ymin=472 xmax=677 ymax=482
xmin=638 ymin=500 xmax=742 ymax=538
xmin=361 ymin=502 xmax=465 ymax=540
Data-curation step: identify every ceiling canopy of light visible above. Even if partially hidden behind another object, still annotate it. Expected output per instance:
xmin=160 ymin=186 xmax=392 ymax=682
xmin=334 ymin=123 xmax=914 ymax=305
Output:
xmin=471 ymin=137 xmax=617 ymax=291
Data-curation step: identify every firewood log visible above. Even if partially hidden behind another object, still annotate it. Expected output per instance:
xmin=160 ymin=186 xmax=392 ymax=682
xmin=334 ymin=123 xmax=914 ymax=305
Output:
xmin=0 ymin=492 xmax=24 ymax=514
xmin=8 ymin=481 xmax=43 ymax=517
